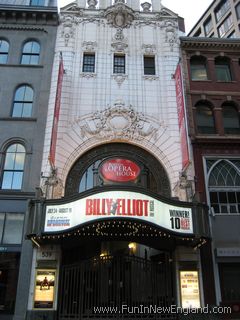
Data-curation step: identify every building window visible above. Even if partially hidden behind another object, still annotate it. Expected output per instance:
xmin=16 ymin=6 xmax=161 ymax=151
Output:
xmin=195 ymin=102 xmax=216 ymax=134
xmin=0 ymin=213 xmax=24 ymax=244
xmin=21 ymin=41 xmax=40 ymax=65
xmin=0 ymin=252 xmax=21 ymax=314
xmin=207 ymin=159 xmax=240 ymax=214
xmin=236 ymin=3 xmax=240 ymax=19
xmin=0 ymin=39 xmax=9 ymax=64
xmin=219 ymin=263 xmax=240 ymax=302
xmin=204 ymin=17 xmax=213 ymax=35
xmin=222 ymin=103 xmax=240 ymax=134
xmin=82 ymin=53 xmax=95 ymax=73
xmin=215 ymin=57 xmax=232 ymax=81
xmin=190 ymin=56 xmax=208 ymax=81
xmin=113 ymin=54 xmax=125 ymax=74
xmin=144 ymin=56 xmax=155 ymax=75
xmin=218 ymin=15 xmax=233 ymax=37
xmin=1 ymin=144 xmax=26 ymax=190
xmin=215 ymin=0 xmax=230 ymax=22
xmin=30 ymin=0 xmax=45 ymax=5
xmin=12 ymin=85 xmax=33 ymax=117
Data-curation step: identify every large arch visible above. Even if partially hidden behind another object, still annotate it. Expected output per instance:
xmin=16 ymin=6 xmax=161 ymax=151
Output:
xmin=65 ymin=142 xmax=171 ymax=197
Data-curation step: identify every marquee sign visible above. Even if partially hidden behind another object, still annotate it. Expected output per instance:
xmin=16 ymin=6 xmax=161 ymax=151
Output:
xmin=44 ymin=191 xmax=193 ymax=235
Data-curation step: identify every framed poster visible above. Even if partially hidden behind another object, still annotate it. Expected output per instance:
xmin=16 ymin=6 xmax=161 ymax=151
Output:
xmin=34 ymin=269 xmax=56 ymax=309
xmin=180 ymin=270 xmax=201 ymax=308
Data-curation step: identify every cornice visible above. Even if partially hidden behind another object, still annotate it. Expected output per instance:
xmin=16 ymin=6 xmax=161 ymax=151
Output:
xmin=0 ymin=24 xmax=47 ymax=32
xmin=180 ymin=37 xmax=240 ymax=50
xmin=0 ymin=9 xmax=58 ymax=26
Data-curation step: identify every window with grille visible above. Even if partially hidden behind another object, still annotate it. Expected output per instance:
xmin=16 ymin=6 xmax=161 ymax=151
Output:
xmin=113 ymin=54 xmax=125 ymax=74
xmin=1 ymin=144 xmax=26 ymax=190
xmin=82 ymin=53 xmax=95 ymax=73
xmin=21 ymin=41 xmax=40 ymax=65
xmin=207 ymin=159 xmax=240 ymax=214
xmin=144 ymin=56 xmax=155 ymax=75
xmin=12 ymin=85 xmax=33 ymax=117
xmin=0 ymin=39 xmax=9 ymax=64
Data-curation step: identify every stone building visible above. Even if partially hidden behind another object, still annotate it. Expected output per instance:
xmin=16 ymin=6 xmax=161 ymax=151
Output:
xmin=26 ymin=0 xmax=213 ymax=319
xmin=0 ymin=1 xmax=58 ymax=319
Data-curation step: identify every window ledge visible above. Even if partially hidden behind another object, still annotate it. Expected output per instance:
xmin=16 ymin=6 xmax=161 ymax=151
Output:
xmin=0 ymin=117 xmax=37 ymax=122
xmin=191 ymin=79 xmax=212 ymax=82
xmin=143 ymin=75 xmax=159 ymax=81
xmin=216 ymin=80 xmax=236 ymax=83
xmin=0 ymin=190 xmax=35 ymax=197
xmin=0 ymin=64 xmax=43 ymax=68
xmin=80 ymin=72 xmax=97 ymax=78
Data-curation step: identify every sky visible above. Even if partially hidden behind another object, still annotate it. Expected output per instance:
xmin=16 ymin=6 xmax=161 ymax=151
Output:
xmin=58 ymin=0 xmax=212 ymax=33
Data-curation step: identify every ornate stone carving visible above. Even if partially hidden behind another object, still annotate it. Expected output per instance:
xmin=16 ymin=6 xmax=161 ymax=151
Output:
xmin=111 ymin=74 xmax=128 ymax=86
xmin=160 ymin=20 xmax=178 ymax=51
xmin=80 ymin=73 xmax=97 ymax=78
xmin=143 ymin=75 xmax=159 ymax=81
xmin=105 ymin=2 xmax=135 ymax=28
xmin=82 ymin=41 xmax=97 ymax=52
xmin=111 ymin=28 xmax=128 ymax=52
xmin=87 ymin=0 xmax=98 ymax=9
xmin=61 ymin=15 xmax=75 ymax=46
xmin=79 ymin=101 xmax=161 ymax=141
xmin=142 ymin=44 xmax=156 ymax=55
xmin=141 ymin=2 xmax=151 ymax=12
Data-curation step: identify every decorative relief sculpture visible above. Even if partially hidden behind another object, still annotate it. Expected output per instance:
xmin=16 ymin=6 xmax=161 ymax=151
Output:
xmin=111 ymin=28 xmax=128 ymax=52
xmin=82 ymin=41 xmax=97 ymax=52
xmin=87 ymin=0 xmax=98 ymax=9
xmin=141 ymin=2 xmax=152 ymax=12
xmin=111 ymin=74 xmax=128 ymax=86
xmin=105 ymin=2 xmax=135 ymax=28
xmin=78 ymin=101 xmax=162 ymax=141
xmin=160 ymin=19 xmax=178 ymax=51
xmin=61 ymin=15 xmax=75 ymax=46
xmin=142 ymin=44 xmax=156 ymax=55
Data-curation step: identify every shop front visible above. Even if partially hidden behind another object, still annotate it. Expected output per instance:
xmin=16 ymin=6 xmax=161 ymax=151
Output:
xmin=26 ymin=145 xmax=210 ymax=319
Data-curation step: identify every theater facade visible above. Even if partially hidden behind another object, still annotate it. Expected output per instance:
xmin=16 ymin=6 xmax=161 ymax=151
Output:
xmin=26 ymin=0 xmax=214 ymax=319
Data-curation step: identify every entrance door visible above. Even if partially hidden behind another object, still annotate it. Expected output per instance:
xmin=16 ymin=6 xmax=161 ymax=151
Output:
xmin=58 ymin=254 xmax=174 ymax=319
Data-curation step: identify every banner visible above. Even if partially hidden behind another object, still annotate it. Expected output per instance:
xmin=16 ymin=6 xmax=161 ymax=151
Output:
xmin=49 ymin=54 xmax=64 ymax=167
xmin=44 ymin=190 xmax=193 ymax=234
xmin=175 ymin=63 xmax=190 ymax=170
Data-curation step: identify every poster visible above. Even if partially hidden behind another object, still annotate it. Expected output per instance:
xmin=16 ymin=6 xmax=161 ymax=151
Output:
xmin=34 ymin=270 xmax=56 ymax=309
xmin=180 ymin=270 xmax=201 ymax=308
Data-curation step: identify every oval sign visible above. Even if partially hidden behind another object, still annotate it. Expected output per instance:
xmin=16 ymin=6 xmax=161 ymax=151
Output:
xmin=100 ymin=158 xmax=141 ymax=182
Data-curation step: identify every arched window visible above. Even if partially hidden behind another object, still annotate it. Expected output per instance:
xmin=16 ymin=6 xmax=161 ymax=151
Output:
xmin=215 ymin=57 xmax=232 ymax=81
xmin=12 ymin=85 xmax=34 ymax=117
xmin=207 ymin=159 xmax=240 ymax=214
xmin=0 ymin=39 xmax=9 ymax=64
xmin=190 ymin=56 xmax=208 ymax=81
xmin=1 ymin=144 xmax=26 ymax=190
xmin=21 ymin=41 xmax=40 ymax=65
xmin=222 ymin=102 xmax=240 ymax=134
xmin=195 ymin=102 xmax=216 ymax=134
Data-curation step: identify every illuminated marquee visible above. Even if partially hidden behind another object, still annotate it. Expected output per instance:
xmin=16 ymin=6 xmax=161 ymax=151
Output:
xmin=44 ymin=191 xmax=193 ymax=234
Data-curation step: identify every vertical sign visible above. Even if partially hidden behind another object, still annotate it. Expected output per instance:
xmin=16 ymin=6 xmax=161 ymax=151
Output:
xmin=180 ymin=270 xmax=201 ymax=308
xmin=49 ymin=54 xmax=64 ymax=167
xmin=174 ymin=63 xmax=190 ymax=170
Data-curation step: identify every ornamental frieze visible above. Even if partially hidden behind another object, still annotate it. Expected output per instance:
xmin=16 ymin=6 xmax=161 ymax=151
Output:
xmin=77 ymin=101 xmax=165 ymax=141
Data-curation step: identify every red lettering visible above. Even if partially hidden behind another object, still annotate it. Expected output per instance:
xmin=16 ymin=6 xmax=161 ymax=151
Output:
xmin=142 ymin=200 xmax=149 ymax=216
xmin=86 ymin=199 xmax=93 ymax=215
xmin=106 ymin=199 xmax=113 ymax=214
